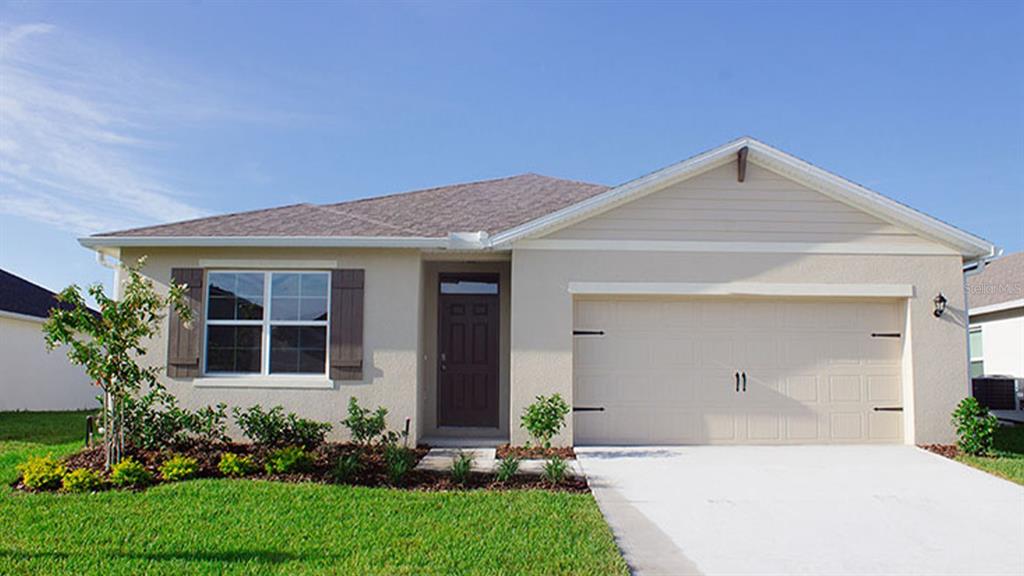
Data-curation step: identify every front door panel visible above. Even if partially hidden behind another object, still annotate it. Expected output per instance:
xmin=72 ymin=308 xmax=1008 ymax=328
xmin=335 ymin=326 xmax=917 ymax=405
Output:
xmin=438 ymin=288 xmax=499 ymax=428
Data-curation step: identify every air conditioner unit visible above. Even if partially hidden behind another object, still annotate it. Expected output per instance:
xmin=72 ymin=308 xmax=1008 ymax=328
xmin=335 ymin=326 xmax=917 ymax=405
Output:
xmin=971 ymin=376 xmax=1023 ymax=411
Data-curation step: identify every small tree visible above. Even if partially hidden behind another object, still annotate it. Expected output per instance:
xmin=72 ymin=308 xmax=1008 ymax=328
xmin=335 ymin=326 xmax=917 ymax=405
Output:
xmin=520 ymin=394 xmax=571 ymax=448
xmin=43 ymin=257 xmax=189 ymax=469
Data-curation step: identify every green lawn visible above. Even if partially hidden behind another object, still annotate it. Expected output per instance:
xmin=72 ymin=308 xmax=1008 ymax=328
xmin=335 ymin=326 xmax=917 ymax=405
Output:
xmin=956 ymin=426 xmax=1024 ymax=485
xmin=0 ymin=411 xmax=628 ymax=576
xmin=0 ymin=410 xmax=93 ymax=486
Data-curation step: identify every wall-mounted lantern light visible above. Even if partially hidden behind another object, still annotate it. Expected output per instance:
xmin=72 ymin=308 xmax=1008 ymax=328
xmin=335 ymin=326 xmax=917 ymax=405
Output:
xmin=933 ymin=293 xmax=947 ymax=318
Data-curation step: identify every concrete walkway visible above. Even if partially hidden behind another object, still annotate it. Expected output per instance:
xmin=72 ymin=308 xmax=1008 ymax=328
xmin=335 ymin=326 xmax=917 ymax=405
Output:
xmin=577 ymin=445 xmax=1024 ymax=576
xmin=414 ymin=448 xmax=584 ymax=477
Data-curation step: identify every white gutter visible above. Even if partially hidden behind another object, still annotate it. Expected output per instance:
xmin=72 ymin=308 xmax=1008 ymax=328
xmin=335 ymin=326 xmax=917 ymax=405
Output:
xmin=79 ymin=236 xmax=452 ymax=250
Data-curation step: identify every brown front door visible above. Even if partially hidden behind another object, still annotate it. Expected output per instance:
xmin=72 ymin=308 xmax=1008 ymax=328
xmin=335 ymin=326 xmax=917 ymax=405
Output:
xmin=438 ymin=274 xmax=500 ymax=428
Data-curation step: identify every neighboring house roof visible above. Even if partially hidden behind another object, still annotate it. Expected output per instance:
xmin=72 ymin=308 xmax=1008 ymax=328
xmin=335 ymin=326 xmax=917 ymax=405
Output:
xmin=968 ymin=252 xmax=1024 ymax=314
xmin=0 ymin=269 xmax=93 ymax=321
xmin=80 ymin=137 xmax=996 ymax=259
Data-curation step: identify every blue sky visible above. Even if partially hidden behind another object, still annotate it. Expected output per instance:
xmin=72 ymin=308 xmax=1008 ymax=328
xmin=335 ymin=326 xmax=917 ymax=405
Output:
xmin=1 ymin=1 xmax=1021 ymax=298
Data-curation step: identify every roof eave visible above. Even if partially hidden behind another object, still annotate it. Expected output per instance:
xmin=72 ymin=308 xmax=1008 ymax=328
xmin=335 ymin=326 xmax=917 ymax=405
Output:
xmin=79 ymin=235 xmax=453 ymax=250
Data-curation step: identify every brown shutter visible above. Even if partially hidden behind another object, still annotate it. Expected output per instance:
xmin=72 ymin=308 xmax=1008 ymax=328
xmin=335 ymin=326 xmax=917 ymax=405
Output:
xmin=330 ymin=269 xmax=364 ymax=381
xmin=167 ymin=268 xmax=204 ymax=378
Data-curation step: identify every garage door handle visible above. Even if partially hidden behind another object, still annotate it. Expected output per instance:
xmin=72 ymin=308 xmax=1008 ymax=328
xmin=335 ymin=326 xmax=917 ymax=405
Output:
xmin=735 ymin=372 xmax=740 ymax=392
xmin=742 ymin=372 xmax=747 ymax=392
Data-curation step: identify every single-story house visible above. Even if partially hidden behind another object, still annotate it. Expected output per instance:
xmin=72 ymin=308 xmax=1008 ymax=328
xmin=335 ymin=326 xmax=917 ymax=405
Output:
xmin=80 ymin=137 xmax=997 ymax=446
xmin=0 ymin=269 xmax=99 ymax=411
xmin=968 ymin=252 xmax=1023 ymax=379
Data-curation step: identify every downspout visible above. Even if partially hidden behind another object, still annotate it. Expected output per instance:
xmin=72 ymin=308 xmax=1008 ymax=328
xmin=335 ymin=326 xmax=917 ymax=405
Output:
xmin=96 ymin=252 xmax=123 ymax=299
xmin=960 ymin=246 xmax=1001 ymax=395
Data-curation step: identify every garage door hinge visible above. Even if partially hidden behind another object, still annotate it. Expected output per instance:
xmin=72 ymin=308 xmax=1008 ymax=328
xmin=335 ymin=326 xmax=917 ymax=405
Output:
xmin=871 ymin=332 xmax=902 ymax=338
xmin=573 ymin=330 xmax=605 ymax=336
xmin=573 ymin=406 xmax=605 ymax=412
xmin=873 ymin=407 xmax=903 ymax=412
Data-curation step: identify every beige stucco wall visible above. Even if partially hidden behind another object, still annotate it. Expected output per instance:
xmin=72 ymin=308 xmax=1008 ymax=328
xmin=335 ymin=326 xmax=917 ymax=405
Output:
xmin=972 ymin=309 xmax=1024 ymax=379
xmin=509 ymin=249 xmax=970 ymax=446
xmin=419 ymin=260 xmax=511 ymax=440
xmin=119 ymin=247 xmax=423 ymax=444
xmin=0 ymin=315 xmax=98 ymax=411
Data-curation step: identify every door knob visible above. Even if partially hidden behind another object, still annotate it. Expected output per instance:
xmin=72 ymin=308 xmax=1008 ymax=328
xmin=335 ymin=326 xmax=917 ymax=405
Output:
xmin=742 ymin=372 xmax=747 ymax=392
xmin=735 ymin=372 xmax=740 ymax=392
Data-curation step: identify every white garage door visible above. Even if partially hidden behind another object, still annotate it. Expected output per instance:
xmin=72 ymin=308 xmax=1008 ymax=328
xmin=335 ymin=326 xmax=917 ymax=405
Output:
xmin=573 ymin=298 xmax=905 ymax=445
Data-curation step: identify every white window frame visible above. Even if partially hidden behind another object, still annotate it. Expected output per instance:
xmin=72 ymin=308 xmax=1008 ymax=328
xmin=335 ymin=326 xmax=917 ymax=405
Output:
xmin=203 ymin=270 xmax=330 ymax=378
xmin=969 ymin=325 xmax=984 ymax=378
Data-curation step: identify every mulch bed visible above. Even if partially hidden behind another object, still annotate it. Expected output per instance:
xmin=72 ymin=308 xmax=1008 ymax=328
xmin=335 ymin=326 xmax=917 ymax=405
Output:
xmin=920 ymin=444 xmax=960 ymax=459
xmin=496 ymin=444 xmax=576 ymax=460
xmin=13 ymin=441 xmax=587 ymax=493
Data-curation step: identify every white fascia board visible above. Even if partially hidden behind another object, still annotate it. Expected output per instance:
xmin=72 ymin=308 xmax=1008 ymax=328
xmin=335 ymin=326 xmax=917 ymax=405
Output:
xmin=568 ymin=281 xmax=915 ymax=298
xmin=198 ymin=259 xmax=339 ymax=269
xmin=79 ymin=236 xmax=450 ymax=250
xmin=489 ymin=137 xmax=997 ymax=259
xmin=0 ymin=310 xmax=47 ymax=323
xmin=970 ymin=298 xmax=1024 ymax=317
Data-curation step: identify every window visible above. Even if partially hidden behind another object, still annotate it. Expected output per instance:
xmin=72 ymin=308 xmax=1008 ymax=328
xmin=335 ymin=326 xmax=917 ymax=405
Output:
xmin=440 ymin=276 xmax=499 ymax=295
xmin=205 ymin=271 xmax=329 ymax=376
xmin=969 ymin=326 xmax=984 ymax=378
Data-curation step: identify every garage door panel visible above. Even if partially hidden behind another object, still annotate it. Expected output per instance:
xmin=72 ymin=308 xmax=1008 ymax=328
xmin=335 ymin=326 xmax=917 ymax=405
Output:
xmin=703 ymin=414 xmax=739 ymax=442
xmin=868 ymin=411 xmax=903 ymax=440
xmin=650 ymin=338 xmax=697 ymax=366
xmin=746 ymin=414 xmax=782 ymax=441
xmin=866 ymin=375 xmax=901 ymax=402
xmin=786 ymin=414 xmax=820 ymax=440
xmin=574 ymin=298 xmax=904 ymax=445
xmin=828 ymin=375 xmax=863 ymax=402
xmin=699 ymin=338 xmax=736 ymax=369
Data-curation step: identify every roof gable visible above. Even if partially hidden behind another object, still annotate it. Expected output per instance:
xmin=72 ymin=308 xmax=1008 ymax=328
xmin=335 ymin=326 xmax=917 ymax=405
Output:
xmin=541 ymin=161 xmax=953 ymax=252
xmin=490 ymin=137 xmax=996 ymax=259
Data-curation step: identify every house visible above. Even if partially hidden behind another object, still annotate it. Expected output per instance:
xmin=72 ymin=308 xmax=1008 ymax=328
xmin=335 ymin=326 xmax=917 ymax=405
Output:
xmin=79 ymin=137 xmax=997 ymax=446
xmin=0 ymin=269 xmax=98 ymax=411
xmin=967 ymin=252 xmax=1023 ymax=379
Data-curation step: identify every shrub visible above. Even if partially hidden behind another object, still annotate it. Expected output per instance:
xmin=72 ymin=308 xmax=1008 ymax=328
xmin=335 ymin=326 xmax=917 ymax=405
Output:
xmin=520 ymin=394 xmax=571 ymax=448
xmin=384 ymin=444 xmax=415 ymax=485
xmin=330 ymin=453 xmax=364 ymax=484
xmin=288 ymin=417 xmax=333 ymax=451
xmin=190 ymin=404 xmax=230 ymax=445
xmin=18 ymin=454 xmax=65 ymax=491
xmin=122 ymin=388 xmax=192 ymax=450
xmin=110 ymin=457 xmax=153 ymax=489
xmin=218 ymin=452 xmax=257 ymax=477
xmin=61 ymin=468 xmax=105 ymax=493
xmin=265 ymin=446 xmax=315 ymax=474
xmin=340 ymin=397 xmax=390 ymax=447
xmin=159 ymin=455 xmax=199 ymax=481
xmin=233 ymin=405 xmax=332 ymax=449
xmin=495 ymin=455 xmax=520 ymax=482
xmin=952 ymin=397 xmax=999 ymax=456
xmin=451 ymin=451 xmax=474 ymax=485
xmin=542 ymin=455 xmax=568 ymax=485
xmin=123 ymin=389 xmax=228 ymax=450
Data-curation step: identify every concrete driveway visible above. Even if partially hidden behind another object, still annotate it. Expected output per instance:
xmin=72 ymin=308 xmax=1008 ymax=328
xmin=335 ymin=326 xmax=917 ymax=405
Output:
xmin=577 ymin=445 xmax=1024 ymax=576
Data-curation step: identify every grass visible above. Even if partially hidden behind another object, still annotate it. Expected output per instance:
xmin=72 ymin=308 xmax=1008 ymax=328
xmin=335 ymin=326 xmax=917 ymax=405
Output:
xmin=0 ymin=410 xmax=93 ymax=487
xmin=0 ymin=411 xmax=627 ymax=575
xmin=956 ymin=426 xmax=1024 ymax=485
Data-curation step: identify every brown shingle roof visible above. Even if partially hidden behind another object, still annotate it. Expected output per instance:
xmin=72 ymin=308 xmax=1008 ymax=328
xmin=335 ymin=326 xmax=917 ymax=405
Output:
xmin=968 ymin=252 xmax=1024 ymax=310
xmin=97 ymin=174 xmax=609 ymax=238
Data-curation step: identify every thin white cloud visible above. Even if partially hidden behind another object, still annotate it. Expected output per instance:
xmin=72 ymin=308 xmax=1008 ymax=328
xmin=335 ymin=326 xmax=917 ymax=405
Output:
xmin=0 ymin=23 xmax=208 ymax=234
